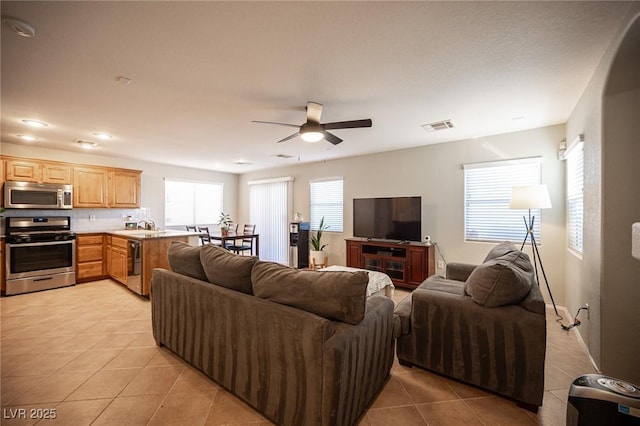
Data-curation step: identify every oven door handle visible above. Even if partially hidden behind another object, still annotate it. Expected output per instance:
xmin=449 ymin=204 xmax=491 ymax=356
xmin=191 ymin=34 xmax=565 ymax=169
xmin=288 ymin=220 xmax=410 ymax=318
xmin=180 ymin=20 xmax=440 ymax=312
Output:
xmin=6 ymin=240 xmax=75 ymax=248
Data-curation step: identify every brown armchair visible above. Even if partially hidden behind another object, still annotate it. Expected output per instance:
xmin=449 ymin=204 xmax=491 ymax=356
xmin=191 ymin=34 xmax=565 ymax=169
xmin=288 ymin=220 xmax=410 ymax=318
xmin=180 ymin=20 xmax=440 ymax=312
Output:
xmin=394 ymin=242 xmax=547 ymax=410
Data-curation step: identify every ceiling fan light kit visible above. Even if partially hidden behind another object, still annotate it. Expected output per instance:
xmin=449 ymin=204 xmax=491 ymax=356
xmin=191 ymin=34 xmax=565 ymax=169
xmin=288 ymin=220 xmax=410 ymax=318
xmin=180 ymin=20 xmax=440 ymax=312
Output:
xmin=253 ymin=101 xmax=372 ymax=145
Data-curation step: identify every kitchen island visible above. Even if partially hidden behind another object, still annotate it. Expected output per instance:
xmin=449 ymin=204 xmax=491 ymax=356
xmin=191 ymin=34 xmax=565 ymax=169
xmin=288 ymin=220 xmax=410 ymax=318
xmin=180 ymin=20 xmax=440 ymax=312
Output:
xmin=76 ymin=229 xmax=201 ymax=296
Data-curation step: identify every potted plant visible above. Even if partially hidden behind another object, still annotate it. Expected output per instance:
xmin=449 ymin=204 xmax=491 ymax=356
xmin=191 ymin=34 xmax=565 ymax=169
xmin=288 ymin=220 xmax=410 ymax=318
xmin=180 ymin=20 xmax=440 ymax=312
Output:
xmin=217 ymin=212 xmax=232 ymax=236
xmin=310 ymin=216 xmax=329 ymax=266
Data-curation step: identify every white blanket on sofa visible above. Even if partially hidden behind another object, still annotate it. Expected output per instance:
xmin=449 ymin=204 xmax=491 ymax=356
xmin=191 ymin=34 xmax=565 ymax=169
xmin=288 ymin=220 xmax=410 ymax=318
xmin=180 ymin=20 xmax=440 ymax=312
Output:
xmin=320 ymin=265 xmax=395 ymax=298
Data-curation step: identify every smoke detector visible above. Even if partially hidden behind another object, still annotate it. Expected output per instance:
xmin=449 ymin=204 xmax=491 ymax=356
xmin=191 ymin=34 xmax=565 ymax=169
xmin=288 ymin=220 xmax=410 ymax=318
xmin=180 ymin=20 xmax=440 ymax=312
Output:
xmin=422 ymin=119 xmax=456 ymax=132
xmin=2 ymin=17 xmax=36 ymax=37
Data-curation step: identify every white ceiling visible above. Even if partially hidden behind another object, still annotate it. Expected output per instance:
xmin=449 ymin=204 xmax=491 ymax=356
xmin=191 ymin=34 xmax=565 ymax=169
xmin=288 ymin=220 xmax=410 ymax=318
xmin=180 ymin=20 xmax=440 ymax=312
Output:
xmin=0 ymin=1 xmax=632 ymax=174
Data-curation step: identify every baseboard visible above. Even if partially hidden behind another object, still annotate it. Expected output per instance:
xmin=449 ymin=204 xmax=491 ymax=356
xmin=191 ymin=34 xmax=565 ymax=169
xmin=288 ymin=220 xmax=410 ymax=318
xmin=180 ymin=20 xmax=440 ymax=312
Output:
xmin=553 ymin=304 xmax=601 ymax=374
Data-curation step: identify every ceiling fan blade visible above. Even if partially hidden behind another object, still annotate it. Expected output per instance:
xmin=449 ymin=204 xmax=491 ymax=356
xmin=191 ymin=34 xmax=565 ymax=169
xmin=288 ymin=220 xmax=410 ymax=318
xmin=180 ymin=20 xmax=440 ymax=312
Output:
xmin=252 ymin=120 xmax=300 ymax=128
xmin=306 ymin=102 xmax=323 ymax=123
xmin=277 ymin=132 xmax=299 ymax=143
xmin=323 ymin=119 xmax=372 ymax=130
xmin=324 ymin=131 xmax=343 ymax=145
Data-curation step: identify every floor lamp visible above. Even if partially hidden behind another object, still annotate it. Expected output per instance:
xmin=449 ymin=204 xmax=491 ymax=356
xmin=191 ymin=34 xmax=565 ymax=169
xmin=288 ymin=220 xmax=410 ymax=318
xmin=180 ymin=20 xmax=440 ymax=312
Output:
xmin=510 ymin=184 xmax=559 ymax=316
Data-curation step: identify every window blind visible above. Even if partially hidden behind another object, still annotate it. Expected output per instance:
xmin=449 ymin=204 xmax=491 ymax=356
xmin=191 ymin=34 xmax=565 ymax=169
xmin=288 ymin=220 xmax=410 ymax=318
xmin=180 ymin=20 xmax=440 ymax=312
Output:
xmin=165 ymin=179 xmax=223 ymax=226
xmin=249 ymin=178 xmax=290 ymax=263
xmin=310 ymin=178 xmax=343 ymax=232
xmin=464 ymin=158 xmax=542 ymax=243
xmin=567 ymin=142 xmax=584 ymax=253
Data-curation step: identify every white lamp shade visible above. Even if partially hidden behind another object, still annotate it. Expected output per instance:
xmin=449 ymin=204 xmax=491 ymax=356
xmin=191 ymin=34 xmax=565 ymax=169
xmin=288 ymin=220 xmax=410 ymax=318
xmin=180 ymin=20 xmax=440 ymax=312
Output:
xmin=510 ymin=184 xmax=552 ymax=209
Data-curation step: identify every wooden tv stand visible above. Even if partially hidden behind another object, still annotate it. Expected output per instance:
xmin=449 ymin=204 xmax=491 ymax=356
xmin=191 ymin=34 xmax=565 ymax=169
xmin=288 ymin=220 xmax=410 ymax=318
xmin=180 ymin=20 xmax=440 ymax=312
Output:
xmin=345 ymin=238 xmax=435 ymax=290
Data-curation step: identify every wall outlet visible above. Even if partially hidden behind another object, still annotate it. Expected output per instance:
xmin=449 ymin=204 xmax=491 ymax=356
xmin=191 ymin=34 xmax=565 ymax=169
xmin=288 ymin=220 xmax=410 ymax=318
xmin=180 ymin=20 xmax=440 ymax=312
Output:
xmin=89 ymin=214 xmax=96 ymax=222
xmin=437 ymin=260 xmax=445 ymax=269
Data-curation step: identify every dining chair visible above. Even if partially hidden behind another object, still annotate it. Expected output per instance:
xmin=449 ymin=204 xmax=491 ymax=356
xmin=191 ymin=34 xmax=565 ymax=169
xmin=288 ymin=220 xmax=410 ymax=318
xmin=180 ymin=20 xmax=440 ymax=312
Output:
xmin=229 ymin=224 xmax=256 ymax=255
xmin=197 ymin=226 xmax=213 ymax=245
xmin=186 ymin=225 xmax=197 ymax=232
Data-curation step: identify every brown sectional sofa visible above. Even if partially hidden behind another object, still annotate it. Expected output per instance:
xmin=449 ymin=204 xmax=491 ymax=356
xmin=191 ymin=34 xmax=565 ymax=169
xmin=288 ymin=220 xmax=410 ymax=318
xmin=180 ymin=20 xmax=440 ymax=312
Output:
xmin=394 ymin=242 xmax=547 ymax=409
xmin=151 ymin=242 xmax=395 ymax=426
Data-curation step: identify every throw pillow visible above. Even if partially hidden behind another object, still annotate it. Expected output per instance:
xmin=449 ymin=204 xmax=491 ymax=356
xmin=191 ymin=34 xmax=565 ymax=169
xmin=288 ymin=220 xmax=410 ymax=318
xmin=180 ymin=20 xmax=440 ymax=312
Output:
xmin=465 ymin=250 xmax=534 ymax=308
xmin=483 ymin=241 xmax=519 ymax=263
xmin=200 ymin=244 xmax=257 ymax=294
xmin=251 ymin=261 xmax=368 ymax=325
xmin=167 ymin=241 xmax=208 ymax=282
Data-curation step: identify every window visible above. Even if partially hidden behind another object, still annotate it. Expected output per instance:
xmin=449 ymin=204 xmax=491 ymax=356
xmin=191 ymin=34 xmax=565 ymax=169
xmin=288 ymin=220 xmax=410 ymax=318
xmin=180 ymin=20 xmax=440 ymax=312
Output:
xmin=249 ymin=177 xmax=292 ymax=263
xmin=464 ymin=158 xmax=543 ymax=243
xmin=566 ymin=141 xmax=584 ymax=253
xmin=164 ymin=179 xmax=223 ymax=226
xmin=310 ymin=178 xmax=343 ymax=232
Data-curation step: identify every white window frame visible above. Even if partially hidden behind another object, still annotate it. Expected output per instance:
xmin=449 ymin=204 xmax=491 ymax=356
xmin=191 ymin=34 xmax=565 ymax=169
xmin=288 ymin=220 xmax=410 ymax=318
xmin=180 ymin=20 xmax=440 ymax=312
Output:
xmin=566 ymin=139 xmax=584 ymax=255
xmin=464 ymin=157 xmax=543 ymax=244
xmin=310 ymin=178 xmax=343 ymax=232
xmin=164 ymin=178 xmax=223 ymax=227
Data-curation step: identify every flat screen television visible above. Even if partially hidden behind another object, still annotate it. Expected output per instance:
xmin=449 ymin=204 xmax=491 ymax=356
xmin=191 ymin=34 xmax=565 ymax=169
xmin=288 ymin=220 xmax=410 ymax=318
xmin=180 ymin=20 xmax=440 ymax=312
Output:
xmin=353 ymin=196 xmax=421 ymax=242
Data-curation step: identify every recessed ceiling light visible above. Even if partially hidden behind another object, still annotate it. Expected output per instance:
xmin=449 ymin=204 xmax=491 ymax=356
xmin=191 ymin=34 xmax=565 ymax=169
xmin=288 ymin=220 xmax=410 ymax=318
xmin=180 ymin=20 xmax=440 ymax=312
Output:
xmin=17 ymin=134 xmax=36 ymax=141
xmin=22 ymin=119 xmax=48 ymax=128
xmin=234 ymin=160 xmax=252 ymax=165
xmin=511 ymin=116 xmax=525 ymax=121
xmin=2 ymin=17 xmax=36 ymax=37
xmin=75 ymin=139 xmax=98 ymax=149
xmin=93 ymin=132 xmax=112 ymax=140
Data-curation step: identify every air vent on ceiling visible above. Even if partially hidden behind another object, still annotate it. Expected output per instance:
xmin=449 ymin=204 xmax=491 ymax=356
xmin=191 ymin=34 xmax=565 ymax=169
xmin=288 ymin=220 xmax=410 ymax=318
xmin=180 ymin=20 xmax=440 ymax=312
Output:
xmin=273 ymin=154 xmax=294 ymax=159
xmin=422 ymin=119 xmax=456 ymax=132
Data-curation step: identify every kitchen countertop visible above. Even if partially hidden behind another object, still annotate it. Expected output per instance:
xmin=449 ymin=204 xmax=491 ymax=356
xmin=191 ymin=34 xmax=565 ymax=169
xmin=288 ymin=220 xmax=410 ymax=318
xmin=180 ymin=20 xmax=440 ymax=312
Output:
xmin=78 ymin=229 xmax=202 ymax=240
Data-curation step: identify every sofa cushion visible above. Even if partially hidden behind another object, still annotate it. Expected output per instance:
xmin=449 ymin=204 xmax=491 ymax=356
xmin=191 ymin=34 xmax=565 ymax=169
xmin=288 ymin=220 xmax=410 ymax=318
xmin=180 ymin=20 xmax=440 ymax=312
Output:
xmin=465 ymin=250 xmax=534 ymax=307
xmin=200 ymin=244 xmax=257 ymax=294
xmin=251 ymin=261 xmax=368 ymax=325
xmin=167 ymin=241 xmax=208 ymax=282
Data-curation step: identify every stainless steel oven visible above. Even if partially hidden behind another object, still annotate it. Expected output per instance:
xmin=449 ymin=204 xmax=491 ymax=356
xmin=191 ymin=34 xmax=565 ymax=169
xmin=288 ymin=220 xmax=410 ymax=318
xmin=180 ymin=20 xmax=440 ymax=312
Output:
xmin=5 ymin=216 xmax=76 ymax=295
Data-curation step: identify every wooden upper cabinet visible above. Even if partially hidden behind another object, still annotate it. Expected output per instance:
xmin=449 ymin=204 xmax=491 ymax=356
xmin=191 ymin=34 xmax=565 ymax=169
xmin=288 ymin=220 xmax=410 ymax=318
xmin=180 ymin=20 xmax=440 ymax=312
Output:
xmin=42 ymin=162 xmax=72 ymax=184
xmin=4 ymin=158 xmax=72 ymax=184
xmin=109 ymin=170 xmax=141 ymax=208
xmin=73 ymin=166 xmax=109 ymax=208
xmin=5 ymin=159 xmax=42 ymax=182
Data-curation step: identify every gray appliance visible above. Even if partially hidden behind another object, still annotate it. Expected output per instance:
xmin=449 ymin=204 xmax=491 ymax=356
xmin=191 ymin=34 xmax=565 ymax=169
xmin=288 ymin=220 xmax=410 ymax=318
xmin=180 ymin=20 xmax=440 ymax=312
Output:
xmin=567 ymin=374 xmax=640 ymax=425
xmin=4 ymin=181 xmax=73 ymax=209
xmin=5 ymin=216 xmax=76 ymax=295
xmin=127 ymin=239 xmax=142 ymax=295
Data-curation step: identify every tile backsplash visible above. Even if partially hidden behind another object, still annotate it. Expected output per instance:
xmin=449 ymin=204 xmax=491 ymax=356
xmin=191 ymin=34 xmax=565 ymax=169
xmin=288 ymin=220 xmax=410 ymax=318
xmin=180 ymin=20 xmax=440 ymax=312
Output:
xmin=2 ymin=208 xmax=154 ymax=233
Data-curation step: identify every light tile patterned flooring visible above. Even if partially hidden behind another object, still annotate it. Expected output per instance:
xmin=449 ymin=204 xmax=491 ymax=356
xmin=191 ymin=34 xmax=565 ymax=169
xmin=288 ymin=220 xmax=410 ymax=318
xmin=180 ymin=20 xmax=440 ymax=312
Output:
xmin=1 ymin=280 xmax=596 ymax=425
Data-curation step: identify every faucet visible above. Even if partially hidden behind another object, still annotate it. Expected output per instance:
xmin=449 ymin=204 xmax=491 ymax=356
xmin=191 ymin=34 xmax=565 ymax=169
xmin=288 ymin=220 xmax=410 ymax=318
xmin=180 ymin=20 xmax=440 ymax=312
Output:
xmin=138 ymin=220 xmax=156 ymax=231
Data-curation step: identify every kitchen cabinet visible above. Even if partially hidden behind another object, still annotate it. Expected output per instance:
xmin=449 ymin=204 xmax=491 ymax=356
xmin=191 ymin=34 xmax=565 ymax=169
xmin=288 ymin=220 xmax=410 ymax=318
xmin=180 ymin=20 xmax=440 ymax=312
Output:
xmin=73 ymin=166 xmax=109 ymax=208
xmin=1 ymin=239 xmax=5 ymax=295
xmin=109 ymin=170 xmax=141 ymax=208
xmin=76 ymin=234 xmax=106 ymax=282
xmin=3 ymin=158 xmax=72 ymax=184
xmin=4 ymin=158 xmax=41 ymax=182
xmin=110 ymin=236 xmax=128 ymax=285
xmin=140 ymin=236 xmax=187 ymax=296
xmin=42 ymin=162 xmax=72 ymax=184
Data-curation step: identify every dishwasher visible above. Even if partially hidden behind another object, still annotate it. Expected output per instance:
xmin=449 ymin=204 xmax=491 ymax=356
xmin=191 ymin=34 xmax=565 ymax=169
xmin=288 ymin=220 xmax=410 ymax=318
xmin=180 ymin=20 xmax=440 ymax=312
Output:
xmin=127 ymin=239 xmax=143 ymax=295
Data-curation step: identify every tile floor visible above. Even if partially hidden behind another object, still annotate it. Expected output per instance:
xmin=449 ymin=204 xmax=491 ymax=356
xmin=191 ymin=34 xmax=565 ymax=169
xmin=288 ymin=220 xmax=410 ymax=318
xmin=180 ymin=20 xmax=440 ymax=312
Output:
xmin=1 ymin=280 xmax=597 ymax=425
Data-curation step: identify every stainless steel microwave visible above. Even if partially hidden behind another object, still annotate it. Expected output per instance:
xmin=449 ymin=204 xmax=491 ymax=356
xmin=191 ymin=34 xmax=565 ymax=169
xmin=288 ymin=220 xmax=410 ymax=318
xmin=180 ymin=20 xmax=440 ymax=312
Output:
xmin=3 ymin=181 xmax=73 ymax=209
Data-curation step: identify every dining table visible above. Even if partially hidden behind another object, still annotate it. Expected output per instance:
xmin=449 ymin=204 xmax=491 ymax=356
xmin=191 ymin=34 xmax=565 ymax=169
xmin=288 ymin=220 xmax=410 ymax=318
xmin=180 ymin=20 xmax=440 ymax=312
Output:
xmin=209 ymin=232 xmax=260 ymax=257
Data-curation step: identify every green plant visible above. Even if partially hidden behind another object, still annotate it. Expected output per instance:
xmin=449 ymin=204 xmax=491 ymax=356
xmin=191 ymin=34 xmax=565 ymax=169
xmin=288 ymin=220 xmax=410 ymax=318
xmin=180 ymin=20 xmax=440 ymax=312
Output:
xmin=310 ymin=216 xmax=330 ymax=251
xmin=217 ymin=212 xmax=232 ymax=229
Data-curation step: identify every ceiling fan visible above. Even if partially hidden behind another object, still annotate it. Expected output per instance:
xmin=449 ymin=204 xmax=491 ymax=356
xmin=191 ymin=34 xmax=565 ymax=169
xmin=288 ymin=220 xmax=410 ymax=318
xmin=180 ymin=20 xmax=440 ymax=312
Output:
xmin=252 ymin=101 xmax=372 ymax=145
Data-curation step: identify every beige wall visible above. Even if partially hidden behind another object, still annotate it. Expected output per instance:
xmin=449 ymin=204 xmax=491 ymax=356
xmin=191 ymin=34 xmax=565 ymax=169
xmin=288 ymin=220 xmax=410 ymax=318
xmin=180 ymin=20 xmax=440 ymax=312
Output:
xmin=0 ymin=142 xmax=239 ymax=231
xmin=238 ymin=124 xmax=567 ymax=306
xmin=565 ymin=5 xmax=640 ymax=383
